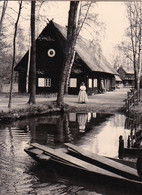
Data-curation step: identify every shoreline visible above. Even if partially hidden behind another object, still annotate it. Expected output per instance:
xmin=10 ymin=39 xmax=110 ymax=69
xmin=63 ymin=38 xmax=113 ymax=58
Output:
xmin=0 ymin=88 xmax=142 ymax=124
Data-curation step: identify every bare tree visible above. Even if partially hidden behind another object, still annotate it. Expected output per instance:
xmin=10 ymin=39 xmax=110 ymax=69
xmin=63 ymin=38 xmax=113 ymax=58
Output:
xmin=78 ymin=1 xmax=104 ymax=43
xmin=0 ymin=0 xmax=9 ymax=90
xmin=28 ymin=0 xmax=36 ymax=104
xmin=0 ymin=25 xmax=12 ymax=87
xmin=125 ymin=2 xmax=142 ymax=99
xmin=8 ymin=0 xmax=22 ymax=109
xmin=57 ymin=1 xmax=104 ymax=104
xmin=0 ymin=0 xmax=8 ymax=33
xmin=116 ymin=2 xmax=142 ymax=101
xmin=57 ymin=1 xmax=80 ymax=107
xmin=114 ymin=43 xmax=133 ymax=71
xmin=64 ymin=1 xmax=93 ymax=94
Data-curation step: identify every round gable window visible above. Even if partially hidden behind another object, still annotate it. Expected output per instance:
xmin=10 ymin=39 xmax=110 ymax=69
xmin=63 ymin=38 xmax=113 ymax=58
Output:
xmin=47 ymin=49 xmax=55 ymax=57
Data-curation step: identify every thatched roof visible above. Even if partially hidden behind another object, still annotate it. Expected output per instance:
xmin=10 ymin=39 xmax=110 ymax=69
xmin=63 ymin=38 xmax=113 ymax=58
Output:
xmin=53 ymin=22 xmax=117 ymax=75
xmin=15 ymin=21 xmax=117 ymax=76
xmin=115 ymin=75 xmax=122 ymax=82
xmin=123 ymin=67 xmax=134 ymax=74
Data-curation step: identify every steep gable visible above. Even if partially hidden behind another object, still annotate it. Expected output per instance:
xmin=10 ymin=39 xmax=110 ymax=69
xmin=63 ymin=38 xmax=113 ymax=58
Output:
xmin=15 ymin=21 xmax=116 ymax=76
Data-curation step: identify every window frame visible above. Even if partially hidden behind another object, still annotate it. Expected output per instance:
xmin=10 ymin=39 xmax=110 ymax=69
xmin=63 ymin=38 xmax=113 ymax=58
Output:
xmin=69 ymin=78 xmax=77 ymax=88
xmin=38 ymin=78 xmax=51 ymax=87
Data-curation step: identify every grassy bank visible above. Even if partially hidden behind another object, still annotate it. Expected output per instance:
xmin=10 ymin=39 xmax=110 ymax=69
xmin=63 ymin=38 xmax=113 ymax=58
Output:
xmin=0 ymin=88 xmax=142 ymax=124
xmin=0 ymin=100 xmax=61 ymax=123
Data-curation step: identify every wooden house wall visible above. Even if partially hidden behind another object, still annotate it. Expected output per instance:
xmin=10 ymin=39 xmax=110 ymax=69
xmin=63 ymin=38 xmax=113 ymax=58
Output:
xmin=117 ymin=67 xmax=134 ymax=87
xmin=36 ymin=23 xmax=65 ymax=94
xmin=17 ymin=52 xmax=28 ymax=93
xmin=69 ymin=70 xmax=115 ymax=95
xmin=15 ymin=22 xmax=115 ymax=95
xmin=68 ymin=74 xmax=99 ymax=95
xmin=19 ymin=73 xmax=26 ymax=93
xmin=16 ymin=22 xmax=65 ymax=94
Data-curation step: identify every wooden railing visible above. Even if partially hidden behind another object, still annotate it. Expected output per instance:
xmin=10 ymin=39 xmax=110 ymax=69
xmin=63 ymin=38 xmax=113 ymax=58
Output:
xmin=125 ymin=89 xmax=139 ymax=112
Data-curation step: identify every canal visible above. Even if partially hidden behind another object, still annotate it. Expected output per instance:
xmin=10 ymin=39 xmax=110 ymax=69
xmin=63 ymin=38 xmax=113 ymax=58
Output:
xmin=0 ymin=112 xmax=141 ymax=195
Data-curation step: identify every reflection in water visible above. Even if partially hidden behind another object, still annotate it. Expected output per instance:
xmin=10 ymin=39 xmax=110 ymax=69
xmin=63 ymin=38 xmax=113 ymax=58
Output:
xmin=0 ymin=113 xmax=142 ymax=194
xmin=124 ymin=115 xmax=142 ymax=149
xmin=76 ymin=114 xmax=130 ymax=158
xmin=0 ymin=126 xmax=33 ymax=195
xmin=77 ymin=113 xmax=88 ymax=132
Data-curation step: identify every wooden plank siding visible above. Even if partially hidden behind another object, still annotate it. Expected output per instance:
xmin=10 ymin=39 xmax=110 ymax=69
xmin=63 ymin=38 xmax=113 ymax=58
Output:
xmin=117 ymin=66 xmax=135 ymax=87
xmin=14 ymin=21 xmax=117 ymax=95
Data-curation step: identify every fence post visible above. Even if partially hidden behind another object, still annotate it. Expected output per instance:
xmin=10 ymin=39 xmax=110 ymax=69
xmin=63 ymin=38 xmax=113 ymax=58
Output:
xmin=119 ymin=135 xmax=124 ymax=158
xmin=125 ymin=89 xmax=139 ymax=112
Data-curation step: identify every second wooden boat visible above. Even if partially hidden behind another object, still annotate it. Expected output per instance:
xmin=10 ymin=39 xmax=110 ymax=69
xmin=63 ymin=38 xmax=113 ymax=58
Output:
xmin=65 ymin=143 xmax=140 ymax=181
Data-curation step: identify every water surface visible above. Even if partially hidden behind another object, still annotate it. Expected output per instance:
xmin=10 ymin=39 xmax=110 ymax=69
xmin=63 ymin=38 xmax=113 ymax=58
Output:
xmin=0 ymin=113 xmax=141 ymax=195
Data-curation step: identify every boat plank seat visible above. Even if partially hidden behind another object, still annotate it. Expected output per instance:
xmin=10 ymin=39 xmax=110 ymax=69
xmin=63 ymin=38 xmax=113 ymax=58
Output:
xmin=29 ymin=148 xmax=43 ymax=155
xmin=65 ymin=143 xmax=140 ymax=181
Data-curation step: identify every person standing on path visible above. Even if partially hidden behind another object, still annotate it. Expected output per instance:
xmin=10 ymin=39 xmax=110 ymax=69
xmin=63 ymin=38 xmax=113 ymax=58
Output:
xmin=78 ymin=82 xmax=88 ymax=103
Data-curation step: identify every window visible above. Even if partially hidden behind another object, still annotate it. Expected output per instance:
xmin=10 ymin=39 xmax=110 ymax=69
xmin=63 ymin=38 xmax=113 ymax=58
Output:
xmin=47 ymin=49 xmax=56 ymax=57
xmin=93 ymin=79 xmax=97 ymax=87
xmin=88 ymin=79 xmax=92 ymax=88
xmin=93 ymin=112 xmax=96 ymax=118
xmin=45 ymin=78 xmax=51 ymax=87
xmin=69 ymin=78 xmax=77 ymax=87
xmin=38 ymin=78 xmax=44 ymax=87
xmin=38 ymin=78 xmax=51 ymax=87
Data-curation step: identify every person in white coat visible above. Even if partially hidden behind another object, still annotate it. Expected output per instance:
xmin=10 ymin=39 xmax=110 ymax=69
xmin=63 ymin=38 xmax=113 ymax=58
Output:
xmin=78 ymin=82 xmax=88 ymax=103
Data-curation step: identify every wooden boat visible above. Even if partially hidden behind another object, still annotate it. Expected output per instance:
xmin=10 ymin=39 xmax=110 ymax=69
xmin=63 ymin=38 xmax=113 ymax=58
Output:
xmin=65 ymin=143 xmax=139 ymax=181
xmin=106 ymin=156 xmax=136 ymax=169
xmin=24 ymin=143 xmax=142 ymax=190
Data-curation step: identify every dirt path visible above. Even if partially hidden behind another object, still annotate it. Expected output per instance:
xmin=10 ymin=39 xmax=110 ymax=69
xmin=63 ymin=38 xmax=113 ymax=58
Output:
xmin=0 ymin=88 xmax=129 ymax=113
xmin=0 ymin=88 xmax=136 ymax=122
xmin=64 ymin=88 xmax=130 ymax=113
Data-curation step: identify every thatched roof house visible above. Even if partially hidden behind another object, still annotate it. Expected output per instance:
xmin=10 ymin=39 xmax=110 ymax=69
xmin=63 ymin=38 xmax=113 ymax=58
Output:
xmin=117 ymin=66 xmax=134 ymax=87
xmin=15 ymin=21 xmax=117 ymax=95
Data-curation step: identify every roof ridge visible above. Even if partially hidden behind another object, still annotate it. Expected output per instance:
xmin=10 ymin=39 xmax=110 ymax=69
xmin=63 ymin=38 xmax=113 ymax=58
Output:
xmin=53 ymin=21 xmax=116 ymax=75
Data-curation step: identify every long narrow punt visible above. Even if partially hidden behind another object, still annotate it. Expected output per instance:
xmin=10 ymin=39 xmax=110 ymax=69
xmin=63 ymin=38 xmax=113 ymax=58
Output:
xmin=65 ymin=143 xmax=140 ymax=181
xmin=29 ymin=143 xmax=142 ymax=189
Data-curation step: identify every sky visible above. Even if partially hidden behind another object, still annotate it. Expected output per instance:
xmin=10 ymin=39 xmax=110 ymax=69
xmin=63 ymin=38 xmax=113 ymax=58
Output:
xmin=2 ymin=1 xmax=128 ymax=62
xmin=96 ymin=2 xmax=128 ymax=60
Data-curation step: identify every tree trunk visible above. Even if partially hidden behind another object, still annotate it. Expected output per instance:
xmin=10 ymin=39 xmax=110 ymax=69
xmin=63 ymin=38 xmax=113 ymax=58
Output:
xmin=57 ymin=1 xmax=80 ymax=107
xmin=137 ymin=15 xmax=142 ymax=101
xmin=8 ymin=1 xmax=22 ymax=109
xmin=28 ymin=0 xmax=36 ymax=104
xmin=64 ymin=50 xmax=76 ymax=94
xmin=0 ymin=0 xmax=8 ymax=33
xmin=57 ymin=46 xmax=76 ymax=106
xmin=64 ymin=1 xmax=80 ymax=94
xmin=26 ymin=47 xmax=31 ymax=93
xmin=64 ymin=2 xmax=92 ymax=94
xmin=127 ymin=2 xmax=142 ymax=97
